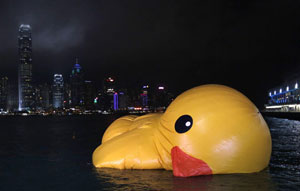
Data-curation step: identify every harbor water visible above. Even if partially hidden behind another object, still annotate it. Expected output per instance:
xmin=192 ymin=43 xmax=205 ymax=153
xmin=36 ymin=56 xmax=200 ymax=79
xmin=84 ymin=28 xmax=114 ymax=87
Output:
xmin=0 ymin=115 xmax=299 ymax=191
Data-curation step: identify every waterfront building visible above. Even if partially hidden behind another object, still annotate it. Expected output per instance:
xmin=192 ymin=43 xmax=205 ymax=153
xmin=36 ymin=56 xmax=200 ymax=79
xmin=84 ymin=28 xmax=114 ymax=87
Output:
xmin=84 ymin=80 xmax=96 ymax=110
xmin=52 ymin=74 xmax=64 ymax=109
xmin=33 ymin=85 xmax=41 ymax=110
xmin=151 ymin=84 xmax=174 ymax=111
xmin=266 ymin=78 xmax=300 ymax=111
xmin=93 ymin=90 xmax=103 ymax=110
xmin=40 ymin=83 xmax=50 ymax=109
xmin=102 ymin=77 xmax=116 ymax=111
xmin=18 ymin=24 xmax=34 ymax=111
xmin=63 ymin=83 xmax=71 ymax=108
xmin=0 ymin=77 xmax=8 ymax=111
xmin=103 ymin=77 xmax=115 ymax=95
xmin=7 ymin=83 xmax=19 ymax=112
xmin=118 ymin=89 xmax=129 ymax=110
xmin=70 ymin=59 xmax=84 ymax=107
xmin=140 ymin=85 xmax=149 ymax=109
xmin=153 ymin=85 xmax=167 ymax=110
xmin=34 ymin=84 xmax=50 ymax=111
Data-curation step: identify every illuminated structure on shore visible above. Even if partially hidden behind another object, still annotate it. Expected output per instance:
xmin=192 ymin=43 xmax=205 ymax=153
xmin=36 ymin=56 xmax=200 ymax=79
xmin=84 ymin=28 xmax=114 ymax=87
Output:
xmin=70 ymin=59 xmax=84 ymax=107
xmin=102 ymin=77 xmax=117 ymax=111
xmin=266 ymin=79 xmax=300 ymax=111
xmin=141 ymin=85 xmax=149 ymax=108
xmin=113 ymin=92 xmax=118 ymax=110
xmin=53 ymin=74 xmax=64 ymax=108
xmin=18 ymin=24 xmax=34 ymax=111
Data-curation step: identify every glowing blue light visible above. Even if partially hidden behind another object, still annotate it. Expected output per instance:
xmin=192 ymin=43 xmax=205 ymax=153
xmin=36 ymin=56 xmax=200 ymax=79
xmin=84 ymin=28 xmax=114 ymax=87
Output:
xmin=114 ymin=93 xmax=118 ymax=111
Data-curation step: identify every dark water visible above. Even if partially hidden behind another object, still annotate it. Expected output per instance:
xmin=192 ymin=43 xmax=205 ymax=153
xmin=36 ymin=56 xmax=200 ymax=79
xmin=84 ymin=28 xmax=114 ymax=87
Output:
xmin=0 ymin=116 xmax=299 ymax=191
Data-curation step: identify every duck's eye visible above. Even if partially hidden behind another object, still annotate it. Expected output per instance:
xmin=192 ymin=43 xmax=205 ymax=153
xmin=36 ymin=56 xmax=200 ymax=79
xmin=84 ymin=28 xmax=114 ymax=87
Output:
xmin=175 ymin=115 xmax=193 ymax=133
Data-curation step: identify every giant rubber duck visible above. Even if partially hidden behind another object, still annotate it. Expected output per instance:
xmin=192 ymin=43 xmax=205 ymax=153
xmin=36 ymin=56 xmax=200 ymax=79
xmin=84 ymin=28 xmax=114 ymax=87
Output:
xmin=92 ymin=84 xmax=272 ymax=177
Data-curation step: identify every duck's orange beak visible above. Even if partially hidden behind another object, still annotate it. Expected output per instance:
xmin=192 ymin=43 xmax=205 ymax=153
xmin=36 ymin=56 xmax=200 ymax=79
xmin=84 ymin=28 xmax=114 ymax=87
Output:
xmin=171 ymin=146 xmax=212 ymax=177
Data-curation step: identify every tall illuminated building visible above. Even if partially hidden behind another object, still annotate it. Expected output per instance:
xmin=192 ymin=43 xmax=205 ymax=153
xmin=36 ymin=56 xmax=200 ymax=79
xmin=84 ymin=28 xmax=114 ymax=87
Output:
xmin=118 ymin=89 xmax=129 ymax=110
xmin=53 ymin=74 xmax=64 ymax=108
xmin=18 ymin=24 xmax=34 ymax=111
xmin=102 ymin=77 xmax=116 ymax=111
xmin=103 ymin=77 xmax=115 ymax=94
xmin=70 ymin=58 xmax=84 ymax=107
xmin=141 ymin=85 xmax=149 ymax=109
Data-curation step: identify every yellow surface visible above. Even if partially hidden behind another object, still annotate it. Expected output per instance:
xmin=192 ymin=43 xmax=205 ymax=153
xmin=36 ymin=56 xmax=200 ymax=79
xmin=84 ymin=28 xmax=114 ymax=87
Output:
xmin=92 ymin=84 xmax=272 ymax=174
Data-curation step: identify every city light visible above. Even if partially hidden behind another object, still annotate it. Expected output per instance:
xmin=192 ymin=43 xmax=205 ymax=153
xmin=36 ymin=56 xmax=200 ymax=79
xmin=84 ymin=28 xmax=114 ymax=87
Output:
xmin=269 ymin=92 xmax=272 ymax=96
xmin=286 ymin=86 xmax=289 ymax=91
xmin=295 ymin=83 xmax=298 ymax=89
xmin=265 ymin=104 xmax=300 ymax=109
xmin=107 ymin=77 xmax=114 ymax=82
xmin=0 ymin=24 xmax=176 ymax=115
xmin=113 ymin=93 xmax=118 ymax=111
xmin=279 ymin=88 xmax=282 ymax=93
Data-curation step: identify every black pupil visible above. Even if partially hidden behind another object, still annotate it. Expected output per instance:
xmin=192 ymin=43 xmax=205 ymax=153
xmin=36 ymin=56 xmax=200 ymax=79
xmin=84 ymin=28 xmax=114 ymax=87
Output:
xmin=175 ymin=115 xmax=193 ymax=133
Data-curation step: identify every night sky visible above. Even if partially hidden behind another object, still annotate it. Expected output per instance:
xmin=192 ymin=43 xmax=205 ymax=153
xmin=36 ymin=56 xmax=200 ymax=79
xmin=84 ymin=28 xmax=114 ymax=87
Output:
xmin=0 ymin=0 xmax=299 ymax=108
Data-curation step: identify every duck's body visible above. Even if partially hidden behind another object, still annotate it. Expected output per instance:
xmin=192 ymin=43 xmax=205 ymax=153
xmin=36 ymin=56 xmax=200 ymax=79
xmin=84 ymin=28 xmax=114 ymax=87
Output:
xmin=93 ymin=85 xmax=272 ymax=177
xmin=93 ymin=113 xmax=172 ymax=170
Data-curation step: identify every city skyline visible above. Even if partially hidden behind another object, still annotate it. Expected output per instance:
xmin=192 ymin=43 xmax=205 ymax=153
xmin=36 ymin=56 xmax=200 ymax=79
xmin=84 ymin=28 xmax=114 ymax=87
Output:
xmin=0 ymin=24 xmax=173 ymax=113
xmin=0 ymin=1 xmax=299 ymax=108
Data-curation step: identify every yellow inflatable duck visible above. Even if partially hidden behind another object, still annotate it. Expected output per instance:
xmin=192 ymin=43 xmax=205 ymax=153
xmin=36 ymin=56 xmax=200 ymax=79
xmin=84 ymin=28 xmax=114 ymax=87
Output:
xmin=93 ymin=84 xmax=272 ymax=177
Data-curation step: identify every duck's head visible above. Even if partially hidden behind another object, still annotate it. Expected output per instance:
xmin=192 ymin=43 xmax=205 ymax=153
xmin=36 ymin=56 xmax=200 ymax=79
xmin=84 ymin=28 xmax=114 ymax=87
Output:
xmin=159 ymin=84 xmax=271 ymax=177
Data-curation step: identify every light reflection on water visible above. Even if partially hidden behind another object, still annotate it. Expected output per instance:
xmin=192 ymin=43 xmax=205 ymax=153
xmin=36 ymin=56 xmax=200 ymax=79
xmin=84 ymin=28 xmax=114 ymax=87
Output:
xmin=0 ymin=115 xmax=299 ymax=191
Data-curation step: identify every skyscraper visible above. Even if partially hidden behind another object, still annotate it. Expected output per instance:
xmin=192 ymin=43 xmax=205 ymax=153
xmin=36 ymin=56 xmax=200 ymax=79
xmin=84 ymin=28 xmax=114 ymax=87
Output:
xmin=0 ymin=77 xmax=8 ymax=111
xmin=37 ymin=83 xmax=50 ymax=110
xmin=18 ymin=24 xmax=34 ymax=111
xmin=84 ymin=80 xmax=96 ymax=110
xmin=102 ymin=77 xmax=116 ymax=111
xmin=53 ymin=74 xmax=64 ymax=109
xmin=70 ymin=59 xmax=84 ymax=107
xmin=7 ymin=83 xmax=18 ymax=112
xmin=140 ymin=85 xmax=149 ymax=109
